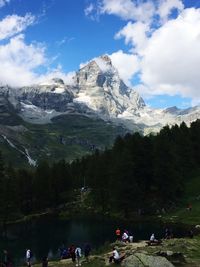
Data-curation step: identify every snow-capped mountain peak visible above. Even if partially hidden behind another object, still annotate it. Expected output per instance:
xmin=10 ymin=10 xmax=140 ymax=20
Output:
xmin=0 ymin=54 xmax=200 ymax=133
xmin=73 ymin=55 xmax=145 ymax=117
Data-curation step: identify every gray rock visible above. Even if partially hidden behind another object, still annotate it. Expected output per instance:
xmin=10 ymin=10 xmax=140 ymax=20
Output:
xmin=156 ymin=251 xmax=185 ymax=264
xmin=122 ymin=253 xmax=175 ymax=267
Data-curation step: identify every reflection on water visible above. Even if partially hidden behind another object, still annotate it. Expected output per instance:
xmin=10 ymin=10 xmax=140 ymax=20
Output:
xmin=0 ymin=214 xmax=188 ymax=266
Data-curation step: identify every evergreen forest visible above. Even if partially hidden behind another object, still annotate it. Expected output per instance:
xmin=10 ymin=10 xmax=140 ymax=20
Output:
xmin=0 ymin=120 xmax=200 ymax=224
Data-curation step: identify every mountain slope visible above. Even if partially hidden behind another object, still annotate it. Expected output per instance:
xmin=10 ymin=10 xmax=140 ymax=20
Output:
xmin=0 ymin=114 xmax=127 ymax=167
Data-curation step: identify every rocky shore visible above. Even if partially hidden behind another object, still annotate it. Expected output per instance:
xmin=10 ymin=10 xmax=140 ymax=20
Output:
xmin=28 ymin=235 xmax=200 ymax=267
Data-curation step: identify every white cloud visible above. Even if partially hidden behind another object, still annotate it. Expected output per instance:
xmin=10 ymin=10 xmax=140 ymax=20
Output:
xmin=0 ymin=13 xmax=35 ymax=40
xmin=84 ymin=3 xmax=95 ymax=16
xmin=0 ymin=11 xmax=75 ymax=87
xmin=115 ymin=21 xmax=150 ymax=54
xmin=0 ymin=34 xmax=46 ymax=87
xmin=0 ymin=34 xmax=75 ymax=87
xmin=109 ymin=50 xmax=140 ymax=85
xmin=38 ymin=69 xmax=76 ymax=86
xmin=0 ymin=0 xmax=10 ymax=8
xmin=158 ymin=0 xmax=184 ymax=22
xmin=90 ymin=0 xmax=184 ymax=24
xmin=140 ymin=8 xmax=200 ymax=102
xmin=56 ymin=36 xmax=75 ymax=46
xmin=99 ymin=0 xmax=155 ymax=23
xmin=92 ymin=0 xmax=200 ymax=103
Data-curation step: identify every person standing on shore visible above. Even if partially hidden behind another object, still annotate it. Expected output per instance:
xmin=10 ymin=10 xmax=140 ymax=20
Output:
xmin=84 ymin=243 xmax=91 ymax=262
xmin=75 ymin=246 xmax=81 ymax=267
xmin=115 ymin=228 xmax=121 ymax=241
xmin=69 ymin=245 xmax=76 ymax=263
xmin=26 ymin=249 xmax=32 ymax=267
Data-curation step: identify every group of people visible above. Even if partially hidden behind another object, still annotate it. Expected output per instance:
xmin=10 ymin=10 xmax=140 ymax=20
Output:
xmin=59 ymin=243 xmax=91 ymax=266
xmin=26 ymin=243 xmax=91 ymax=267
xmin=115 ymin=228 xmax=134 ymax=243
xmin=1 ymin=244 xmax=91 ymax=267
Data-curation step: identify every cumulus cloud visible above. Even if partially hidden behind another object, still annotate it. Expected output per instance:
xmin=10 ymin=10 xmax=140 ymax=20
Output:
xmin=87 ymin=0 xmax=184 ymax=24
xmin=38 ymin=69 xmax=76 ymax=86
xmin=158 ymin=0 xmax=184 ymax=22
xmin=0 ymin=33 xmax=75 ymax=87
xmin=0 ymin=13 xmax=35 ymax=40
xmin=141 ymin=8 xmax=200 ymax=102
xmin=115 ymin=21 xmax=150 ymax=54
xmin=109 ymin=50 xmax=140 ymax=85
xmin=0 ymin=12 xmax=74 ymax=87
xmin=0 ymin=0 xmax=10 ymax=8
xmin=85 ymin=0 xmax=155 ymax=23
xmin=0 ymin=34 xmax=46 ymax=86
xmin=87 ymin=0 xmax=200 ymax=103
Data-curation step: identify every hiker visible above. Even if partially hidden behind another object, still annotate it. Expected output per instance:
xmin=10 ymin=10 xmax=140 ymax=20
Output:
xmin=165 ymin=228 xmax=171 ymax=239
xmin=122 ymin=231 xmax=129 ymax=242
xmin=26 ymin=249 xmax=32 ymax=267
xmin=84 ymin=243 xmax=91 ymax=262
xmin=187 ymin=204 xmax=192 ymax=211
xmin=188 ymin=229 xmax=194 ymax=238
xmin=150 ymin=233 xmax=157 ymax=242
xmin=75 ymin=246 xmax=81 ymax=267
xmin=109 ymin=247 xmax=125 ymax=264
xmin=3 ymin=250 xmax=8 ymax=267
xmin=2 ymin=250 xmax=12 ymax=267
xmin=149 ymin=233 xmax=162 ymax=245
xmin=41 ymin=256 xmax=48 ymax=267
xmin=115 ymin=228 xmax=121 ymax=240
xmin=129 ymin=231 xmax=134 ymax=243
xmin=69 ymin=245 xmax=76 ymax=263
xmin=60 ymin=247 xmax=68 ymax=259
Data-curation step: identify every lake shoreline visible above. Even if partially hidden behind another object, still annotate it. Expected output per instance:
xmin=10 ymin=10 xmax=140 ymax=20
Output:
xmin=22 ymin=236 xmax=200 ymax=267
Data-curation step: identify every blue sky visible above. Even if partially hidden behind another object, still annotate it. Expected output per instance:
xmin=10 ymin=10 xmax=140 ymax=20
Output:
xmin=0 ymin=0 xmax=200 ymax=108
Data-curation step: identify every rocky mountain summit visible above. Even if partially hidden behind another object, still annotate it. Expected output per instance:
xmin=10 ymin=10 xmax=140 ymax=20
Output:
xmin=1 ymin=54 xmax=198 ymax=132
xmin=1 ymin=54 xmax=199 ymax=132
xmin=0 ymin=54 xmax=200 ymax=165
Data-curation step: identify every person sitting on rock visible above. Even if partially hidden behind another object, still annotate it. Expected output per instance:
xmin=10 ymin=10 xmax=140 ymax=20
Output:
xmin=109 ymin=247 xmax=125 ymax=264
xmin=122 ymin=231 xmax=129 ymax=243
xmin=148 ymin=233 xmax=161 ymax=245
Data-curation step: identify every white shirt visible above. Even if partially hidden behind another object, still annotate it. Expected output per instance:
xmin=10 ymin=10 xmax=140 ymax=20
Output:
xmin=26 ymin=250 xmax=31 ymax=259
xmin=122 ymin=232 xmax=128 ymax=240
xmin=113 ymin=249 xmax=120 ymax=260
xmin=75 ymin=247 xmax=81 ymax=257
xmin=150 ymin=234 xmax=155 ymax=241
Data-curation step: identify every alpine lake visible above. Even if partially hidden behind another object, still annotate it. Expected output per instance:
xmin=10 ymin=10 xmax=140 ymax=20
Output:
xmin=0 ymin=214 xmax=188 ymax=266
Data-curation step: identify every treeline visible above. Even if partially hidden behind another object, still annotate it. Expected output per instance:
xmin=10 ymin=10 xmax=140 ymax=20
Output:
xmin=0 ymin=120 xmax=200 ymax=223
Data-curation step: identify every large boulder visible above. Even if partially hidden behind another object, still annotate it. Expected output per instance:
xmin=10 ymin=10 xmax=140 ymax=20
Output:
xmin=122 ymin=252 xmax=175 ymax=267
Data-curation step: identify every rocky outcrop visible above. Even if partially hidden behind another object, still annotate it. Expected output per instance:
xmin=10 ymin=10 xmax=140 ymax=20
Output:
xmin=122 ymin=252 xmax=175 ymax=267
